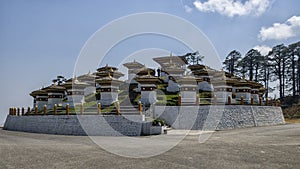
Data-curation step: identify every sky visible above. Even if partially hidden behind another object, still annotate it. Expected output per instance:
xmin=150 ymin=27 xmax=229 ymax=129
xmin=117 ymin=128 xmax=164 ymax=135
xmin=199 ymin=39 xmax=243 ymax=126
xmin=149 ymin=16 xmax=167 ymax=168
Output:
xmin=1 ymin=0 xmax=300 ymax=125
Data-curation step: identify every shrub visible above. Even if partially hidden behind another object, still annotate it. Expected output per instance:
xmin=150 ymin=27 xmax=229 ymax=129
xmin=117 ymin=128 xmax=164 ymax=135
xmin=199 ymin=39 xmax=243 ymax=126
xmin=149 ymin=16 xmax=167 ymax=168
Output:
xmin=152 ymin=118 xmax=165 ymax=126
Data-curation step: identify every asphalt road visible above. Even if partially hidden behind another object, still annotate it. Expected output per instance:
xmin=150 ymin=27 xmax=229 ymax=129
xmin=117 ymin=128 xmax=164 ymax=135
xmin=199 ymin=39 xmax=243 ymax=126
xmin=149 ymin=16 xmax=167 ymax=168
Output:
xmin=0 ymin=124 xmax=299 ymax=169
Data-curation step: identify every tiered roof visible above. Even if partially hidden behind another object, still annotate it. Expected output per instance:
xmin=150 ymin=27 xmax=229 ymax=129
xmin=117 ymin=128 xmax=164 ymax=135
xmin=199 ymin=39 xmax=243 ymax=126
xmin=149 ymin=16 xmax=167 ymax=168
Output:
xmin=96 ymin=64 xmax=124 ymax=79
xmin=123 ymin=60 xmax=144 ymax=69
xmin=62 ymin=77 xmax=88 ymax=89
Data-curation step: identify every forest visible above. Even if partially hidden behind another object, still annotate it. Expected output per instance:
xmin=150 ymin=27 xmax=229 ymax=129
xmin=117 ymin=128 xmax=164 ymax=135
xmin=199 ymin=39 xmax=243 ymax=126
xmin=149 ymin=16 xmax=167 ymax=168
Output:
xmin=222 ymin=41 xmax=300 ymax=100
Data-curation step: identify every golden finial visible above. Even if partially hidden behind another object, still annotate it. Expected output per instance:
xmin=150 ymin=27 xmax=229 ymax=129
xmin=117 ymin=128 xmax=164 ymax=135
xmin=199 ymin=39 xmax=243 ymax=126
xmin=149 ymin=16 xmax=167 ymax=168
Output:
xmin=147 ymin=69 xmax=151 ymax=76
xmin=108 ymin=72 xmax=112 ymax=78
xmin=110 ymin=67 xmax=113 ymax=72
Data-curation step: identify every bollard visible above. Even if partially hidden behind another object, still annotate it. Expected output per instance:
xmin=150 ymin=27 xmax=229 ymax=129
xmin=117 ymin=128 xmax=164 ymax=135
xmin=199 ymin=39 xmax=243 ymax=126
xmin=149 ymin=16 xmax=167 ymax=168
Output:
xmin=21 ymin=107 xmax=25 ymax=116
xmin=259 ymin=97 xmax=262 ymax=106
xmin=178 ymin=95 xmax=182 ymax=106
xmin=196 ymin=96 xmax=199 ymax=105
xmin=213 ymin=95 xmax=217 ymax=105
xmin=97 ymin=103 xmax=101 ymax=115
xmin=228 ymin=96 xmax=232 ymax=105
xmin=34 ymin=106 xmax=38 ymax=115
xmin=270 ymin=99 xmax=273 ymax=106
xmin=265 ymin=98 xmax=268 ymax=106
xmin=9 ymin=108 xmax=12 ymax=115
xmin=240 ymin=96 xmax=244 ymax=105
xmin=251 ymin=97 xmax=254 ymax=105
xmin=13 ymin=107 xmax=17 ymax=116
xmin=80 ymin=103 xmax=84 ymax=115
xmin=17 ymin=108 xmax=20 ymax=116
xmin=43 ymin=105 xmax=47 ymax=115
xmin=27 ymin=107 xmax=30 ymax=116
xmin=66 ymin=104 xmax=70 ymax=115
xmin=227 ymin=96 xmax=231 ymax=105
xmin=138 ymin=101 xmax=142 ymax=115
xmin=115 ymin=102 xmax=120 ymax=115
xmin=54 ymin=104 xmax=57 ymax=115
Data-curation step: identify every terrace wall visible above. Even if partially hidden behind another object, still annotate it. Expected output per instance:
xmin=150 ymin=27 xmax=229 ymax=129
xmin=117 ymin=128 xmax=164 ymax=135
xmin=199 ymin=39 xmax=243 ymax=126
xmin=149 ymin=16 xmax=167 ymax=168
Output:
xmin=154 ymin=105 xmax=285 ymax=130
xmin=3 ymin=115 xmax=161 ymax=136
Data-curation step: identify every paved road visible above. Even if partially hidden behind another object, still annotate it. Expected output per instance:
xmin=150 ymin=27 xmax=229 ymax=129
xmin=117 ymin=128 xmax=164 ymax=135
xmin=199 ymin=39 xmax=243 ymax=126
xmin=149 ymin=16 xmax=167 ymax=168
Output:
xmin=0 ymin=124 xmax=300 ymax=169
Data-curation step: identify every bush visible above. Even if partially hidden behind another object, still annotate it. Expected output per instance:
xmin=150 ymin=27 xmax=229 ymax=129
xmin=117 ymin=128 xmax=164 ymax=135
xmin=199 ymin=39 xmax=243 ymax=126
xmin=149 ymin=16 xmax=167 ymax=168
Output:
xmin=152 ymin=118 xmax=165 ymax=126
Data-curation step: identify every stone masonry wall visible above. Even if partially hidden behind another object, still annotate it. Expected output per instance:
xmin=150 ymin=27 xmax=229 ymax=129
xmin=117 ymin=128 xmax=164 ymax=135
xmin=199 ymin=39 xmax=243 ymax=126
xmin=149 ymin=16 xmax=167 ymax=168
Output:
xmin=3 ymin=106 xmax=285 ymax=135
xmin=154 ymin=105 xmax=285 ymax=130
xmin=3 ymin=115 xmax=147 ymax=136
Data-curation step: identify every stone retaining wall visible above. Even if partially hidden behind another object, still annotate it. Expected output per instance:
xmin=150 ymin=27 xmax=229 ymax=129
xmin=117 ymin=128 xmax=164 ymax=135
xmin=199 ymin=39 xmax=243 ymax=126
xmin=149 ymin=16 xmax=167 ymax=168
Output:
xmin=154 ymin=105 xmax=285 ymax=130
xmin=3 ymin=115 xmax=161 ymax=136
xmin=3 ymin=106 xmax=285 ymax=135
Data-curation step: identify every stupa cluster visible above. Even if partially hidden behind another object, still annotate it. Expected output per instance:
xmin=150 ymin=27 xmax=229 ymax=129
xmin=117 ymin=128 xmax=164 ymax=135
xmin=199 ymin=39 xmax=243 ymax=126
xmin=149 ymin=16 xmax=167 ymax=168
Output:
xmin=30 ymin=54 xmax=266 ymax=110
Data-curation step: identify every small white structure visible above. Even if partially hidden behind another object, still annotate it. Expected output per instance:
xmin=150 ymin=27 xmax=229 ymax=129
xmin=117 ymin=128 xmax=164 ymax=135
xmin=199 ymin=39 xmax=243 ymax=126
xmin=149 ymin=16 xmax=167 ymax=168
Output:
xmin=44 ymin=84 xmax=65 ymax=108
xmin=30 ymin=89 xmax=48 ymax=110
xmin=250 ymin=81 xmax=262 ymax=104
xmin=96 ymin=74 xmax=123 ymax=106
xmin=123 ymin=60 xmax=144 ymax=83
xmin=177 ymin=75 xmax=198 ymax=105
xmin=134 ymin=67 xmax=156 ymax=92
xmin=62 ymin=77 xmax=88 ymax=107
xmin=97 ymin=77 xmax=123 ymax=106
xmin=233 ymin=78 xmax=252 ymax=104
xmin=95 ymin=65 xmax=124 ymax=106
xmin=211 ymin=71 xmax=237 ymax=104
xmin=77 ymin=71 xmax=96 ymax=96
xmin=135 ymin=71 xmax=161 ymax=105
xmin=165 ymin=68 xmax=185 ymax=93
xmin=123 ymin=60 xmax=145 ymax=92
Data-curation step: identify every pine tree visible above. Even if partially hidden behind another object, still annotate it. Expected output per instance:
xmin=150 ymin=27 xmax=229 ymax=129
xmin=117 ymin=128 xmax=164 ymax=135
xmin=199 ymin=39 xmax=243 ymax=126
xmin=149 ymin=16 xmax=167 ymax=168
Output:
xmin=238 ymin=49 xmax=262 ymax=81
xmin=269 ymin=44 xmax=288 ymax=98
xmin=222 ymin=50 xmax=241 ymax=75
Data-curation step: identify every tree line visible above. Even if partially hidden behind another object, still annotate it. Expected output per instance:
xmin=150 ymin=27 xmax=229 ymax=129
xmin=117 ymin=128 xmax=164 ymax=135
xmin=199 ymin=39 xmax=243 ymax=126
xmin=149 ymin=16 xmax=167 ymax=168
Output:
xmin=223 ymin=41 xmax=300 ymax=99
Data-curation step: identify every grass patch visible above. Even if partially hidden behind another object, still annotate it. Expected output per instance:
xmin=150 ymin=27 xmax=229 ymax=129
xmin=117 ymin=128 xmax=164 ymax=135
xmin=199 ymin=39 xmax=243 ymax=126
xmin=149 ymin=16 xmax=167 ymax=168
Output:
xmin=284 ymin=118 xmax=300 ymax=123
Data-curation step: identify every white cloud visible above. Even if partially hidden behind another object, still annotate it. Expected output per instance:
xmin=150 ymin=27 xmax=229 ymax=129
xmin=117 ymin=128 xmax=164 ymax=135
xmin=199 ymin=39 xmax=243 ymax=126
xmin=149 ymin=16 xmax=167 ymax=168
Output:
xmin=184 ymin=5 xmax=193 ymax=13
xmin=259 ymin=16 xmax=300 ymax=41
xmin=193 ymin=0 xmax=270 ymax=17
xmin=253 ymin=45 xmax=272 ymax=55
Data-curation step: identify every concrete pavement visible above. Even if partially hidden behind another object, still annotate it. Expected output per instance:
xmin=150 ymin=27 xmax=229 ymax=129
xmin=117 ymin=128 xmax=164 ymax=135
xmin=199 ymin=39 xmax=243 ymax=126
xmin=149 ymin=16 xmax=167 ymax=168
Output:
xmin=0 ymin=123 xmax=299 ymax=169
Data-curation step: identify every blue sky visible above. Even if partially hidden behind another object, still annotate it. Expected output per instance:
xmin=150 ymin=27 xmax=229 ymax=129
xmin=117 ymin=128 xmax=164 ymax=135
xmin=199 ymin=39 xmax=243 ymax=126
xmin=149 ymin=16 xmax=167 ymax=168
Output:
xmin=1 ymin=0 xmax=300 ymax=124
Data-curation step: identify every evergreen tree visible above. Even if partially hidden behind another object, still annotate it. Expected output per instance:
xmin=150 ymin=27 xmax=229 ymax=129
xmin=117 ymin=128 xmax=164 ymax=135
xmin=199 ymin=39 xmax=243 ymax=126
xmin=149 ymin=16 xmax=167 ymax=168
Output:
xmin=268 ymin=44 xmax=288 ymax=98
xmin=286 ymin=42 xmax=300 ymax=96
xmin=222 ymin=50 xmax=241 ymax=75
xmin=238 ymin=49 xmax=262 ymax=81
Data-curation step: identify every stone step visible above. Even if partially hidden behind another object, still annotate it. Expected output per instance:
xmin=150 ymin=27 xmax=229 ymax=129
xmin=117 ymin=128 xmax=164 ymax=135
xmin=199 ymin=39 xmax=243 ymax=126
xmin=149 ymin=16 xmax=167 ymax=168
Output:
xmin=181 ymin=103 xmax=198 ymax=106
